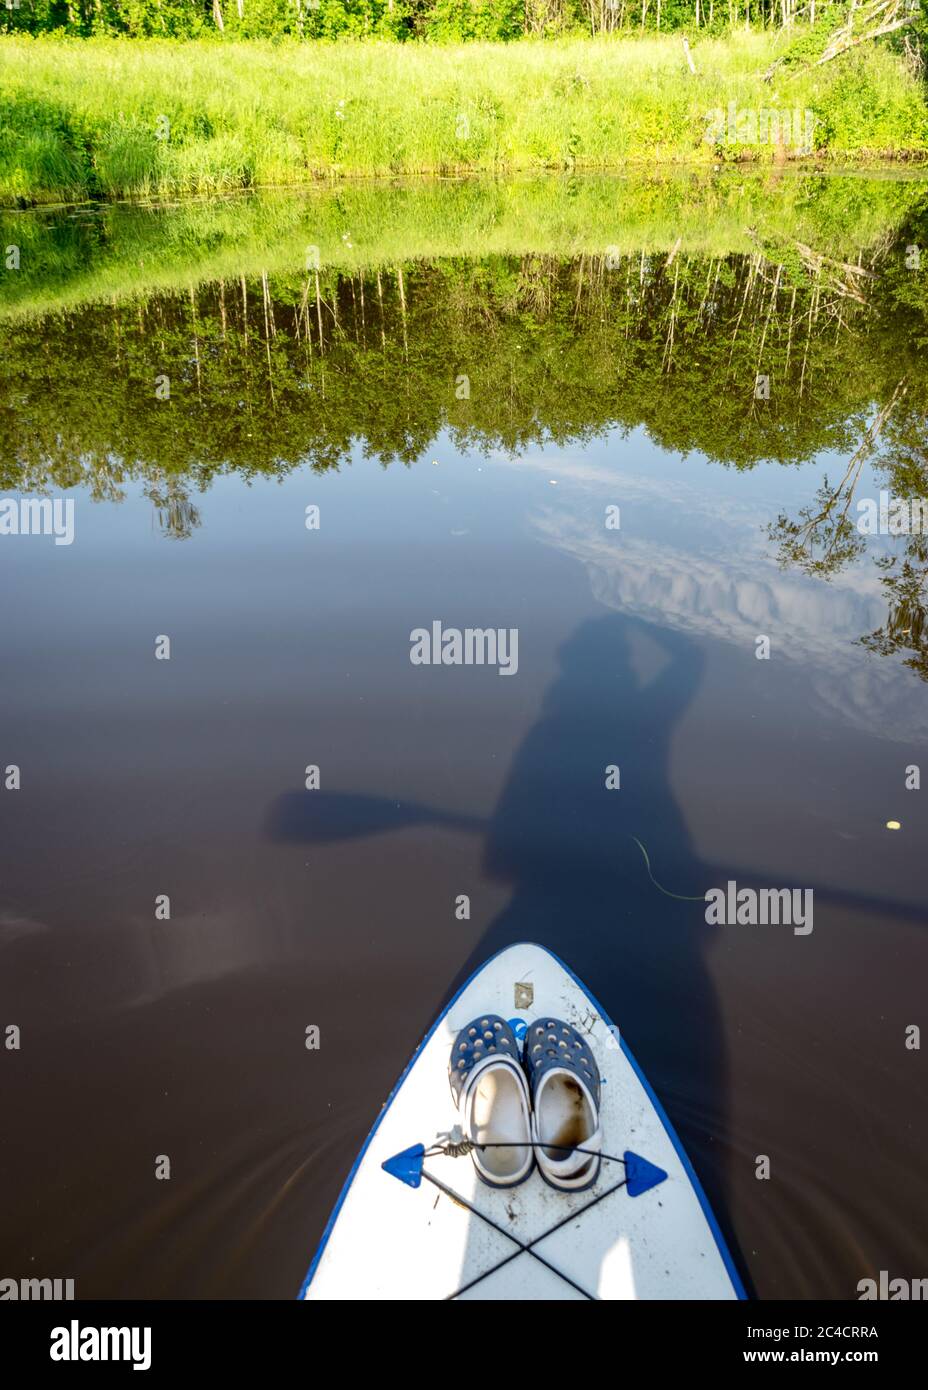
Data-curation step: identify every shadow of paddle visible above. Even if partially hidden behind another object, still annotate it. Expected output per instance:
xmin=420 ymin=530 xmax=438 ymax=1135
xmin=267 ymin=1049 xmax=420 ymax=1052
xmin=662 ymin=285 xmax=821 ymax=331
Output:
xmin=266 ymin=789 xmax=483 ymax=845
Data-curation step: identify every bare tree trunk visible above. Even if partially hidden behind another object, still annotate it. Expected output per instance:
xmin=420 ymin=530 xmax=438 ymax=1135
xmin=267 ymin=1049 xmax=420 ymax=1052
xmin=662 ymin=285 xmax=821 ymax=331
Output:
xmin=815 ymin=6 xmax=915 ymax=68
xmin=189 ymin=286 xmax=202 ymax=399
xmin=396 ymin=267 xmax=408 ymax=358
xmin=212 ymin=0 xmax=224 ymax=31
xmin=256 ymin=272 xmax=275 ymax=406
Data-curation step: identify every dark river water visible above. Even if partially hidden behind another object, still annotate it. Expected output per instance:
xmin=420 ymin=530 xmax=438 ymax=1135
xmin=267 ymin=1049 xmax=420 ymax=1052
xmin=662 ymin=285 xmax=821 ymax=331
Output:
xmin=1 ymin=174 xmax=927 ymax=1299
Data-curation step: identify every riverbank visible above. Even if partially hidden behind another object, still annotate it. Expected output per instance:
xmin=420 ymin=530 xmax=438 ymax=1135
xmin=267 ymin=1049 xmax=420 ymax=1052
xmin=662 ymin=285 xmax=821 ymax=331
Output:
xmin=2 ymin=34 xmax=927 ymax=206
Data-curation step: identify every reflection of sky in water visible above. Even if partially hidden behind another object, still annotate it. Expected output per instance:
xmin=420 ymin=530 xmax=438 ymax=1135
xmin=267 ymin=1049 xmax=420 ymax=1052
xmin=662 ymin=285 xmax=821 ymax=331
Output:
xmin=3 ymin=421 xmax=923 ymax=750
xmin=504 ymin=428 xmax=925 ymax=742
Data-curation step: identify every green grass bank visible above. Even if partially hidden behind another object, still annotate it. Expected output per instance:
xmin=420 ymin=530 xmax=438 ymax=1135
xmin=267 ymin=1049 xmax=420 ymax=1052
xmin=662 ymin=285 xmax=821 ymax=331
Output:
xmin=2 ymin=33 xmax=928 ymax=205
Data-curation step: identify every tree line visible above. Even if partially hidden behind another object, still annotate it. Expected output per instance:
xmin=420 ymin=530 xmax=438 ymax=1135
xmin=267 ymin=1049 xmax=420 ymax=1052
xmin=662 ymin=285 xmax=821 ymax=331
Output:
xmin=3 ymin=0 xmax=922 ymax=43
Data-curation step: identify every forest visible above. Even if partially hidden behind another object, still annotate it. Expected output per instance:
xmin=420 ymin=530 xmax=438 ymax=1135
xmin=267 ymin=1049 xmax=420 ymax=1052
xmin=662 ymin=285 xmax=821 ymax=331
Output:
xmin=1 ymin=0 xmax=924 ymax=43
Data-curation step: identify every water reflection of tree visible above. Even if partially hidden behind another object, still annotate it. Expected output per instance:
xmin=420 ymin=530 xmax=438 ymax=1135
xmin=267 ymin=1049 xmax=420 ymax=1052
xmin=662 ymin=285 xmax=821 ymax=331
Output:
xmin=861 ymin=550 xmax=928 ymax=680
xmin=3 ymin=239 xmax=916 ymax=503
xmin=145 ymin=477 xmax=201 ymax=540
xmin=860 ymin=405 xmax=928 ymax=681
xmin=3 ymin=222 xmax=928 ymax=546
xmin=766 ymin=387 xmax=928 ymax=683
xmin=766 ymin=380 xmax=906 ymax=577
xmin=767 ymin=475 xmax=868 ymax=578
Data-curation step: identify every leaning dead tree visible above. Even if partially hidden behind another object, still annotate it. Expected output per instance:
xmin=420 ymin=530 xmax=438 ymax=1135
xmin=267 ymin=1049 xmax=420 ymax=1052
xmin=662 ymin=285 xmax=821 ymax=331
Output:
xmin=764 ymin=0 xmax=920 ymax=81
xmin=766 ymin=377 xmax=909 ymax=579
xmin=815 ymin=0 xmax=919 ymax=66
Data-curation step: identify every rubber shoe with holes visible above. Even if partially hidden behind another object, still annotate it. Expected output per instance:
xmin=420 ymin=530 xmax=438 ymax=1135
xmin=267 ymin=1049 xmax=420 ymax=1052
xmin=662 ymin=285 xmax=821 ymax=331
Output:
xmin=448 ymin=1015 xmax=534 ymax=1187
xmin=523 ymin=1019 xmax=603 ymax=1191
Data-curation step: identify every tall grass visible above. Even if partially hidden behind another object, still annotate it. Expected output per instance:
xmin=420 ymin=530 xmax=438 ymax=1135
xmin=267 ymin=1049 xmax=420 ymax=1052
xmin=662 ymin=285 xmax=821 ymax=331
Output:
xmin=1 ymin=34 xmax=927 ymax=205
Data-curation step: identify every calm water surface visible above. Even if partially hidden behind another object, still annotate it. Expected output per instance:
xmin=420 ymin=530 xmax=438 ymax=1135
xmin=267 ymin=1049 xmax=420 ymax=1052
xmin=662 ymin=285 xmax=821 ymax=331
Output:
xmin=1 ymin=175 xmax=927 ymax=1298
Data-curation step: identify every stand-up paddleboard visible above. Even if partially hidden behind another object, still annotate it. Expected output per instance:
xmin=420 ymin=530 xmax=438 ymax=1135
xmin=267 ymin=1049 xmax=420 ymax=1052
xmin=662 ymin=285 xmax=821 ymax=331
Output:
xmin=301 ymin=943 xmax=746 ymax=1300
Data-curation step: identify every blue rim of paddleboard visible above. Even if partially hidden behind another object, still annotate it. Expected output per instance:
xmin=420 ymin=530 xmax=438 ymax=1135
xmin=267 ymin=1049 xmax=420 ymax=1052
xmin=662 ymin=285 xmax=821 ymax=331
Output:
xmin=298 ymin=942 xmax=748 ymax=1300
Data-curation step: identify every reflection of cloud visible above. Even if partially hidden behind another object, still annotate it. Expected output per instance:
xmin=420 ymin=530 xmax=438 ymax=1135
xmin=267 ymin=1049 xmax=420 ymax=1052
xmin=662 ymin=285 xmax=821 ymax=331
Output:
xmin=541 ymin=519 xmax=882 ymax=642
xmin=0 ymin=913 xmax=49 ymax=946
xmin=520 ymin=455 xmax=928 ymax=742
xmin=122 ymin=905 xmax=292 ymax=1010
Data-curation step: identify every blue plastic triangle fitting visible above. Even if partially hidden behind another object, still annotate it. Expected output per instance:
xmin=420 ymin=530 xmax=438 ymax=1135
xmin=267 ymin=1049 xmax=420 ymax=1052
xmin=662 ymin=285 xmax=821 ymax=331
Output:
xmin=382 ymin=1143 xmax=426 ymax=1189
xmin=624 ymin=1149 xmax=668 ymax=1197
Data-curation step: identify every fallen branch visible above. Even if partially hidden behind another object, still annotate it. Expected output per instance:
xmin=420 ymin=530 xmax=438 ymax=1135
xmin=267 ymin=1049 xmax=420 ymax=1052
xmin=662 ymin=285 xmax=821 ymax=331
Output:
xmin=815 ymin=12 xmax=916 ymax=66
xmin=791 ymin=241 xmax=880 ymax=281
xmin=764 ymin=0 xmax=917 ymax=81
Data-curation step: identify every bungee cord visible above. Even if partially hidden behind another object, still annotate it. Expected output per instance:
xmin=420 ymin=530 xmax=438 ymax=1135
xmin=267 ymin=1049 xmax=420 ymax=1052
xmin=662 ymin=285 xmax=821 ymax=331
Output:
xmin=423 ymin=1137 xmax=632 ymax=1300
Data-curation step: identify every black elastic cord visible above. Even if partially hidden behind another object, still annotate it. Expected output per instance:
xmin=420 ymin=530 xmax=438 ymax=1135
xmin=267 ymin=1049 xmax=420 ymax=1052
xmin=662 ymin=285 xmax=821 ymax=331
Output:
xmin=422 ymin=1141 xmax=631 ymax=1300
xmin=426 ymin=1139 xmax=627 ymax=1166
xmin=449 ymin=1176 xmax=628 ymax=1300
xmin=421 ymin=1170 xmax=596 ymax=1300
